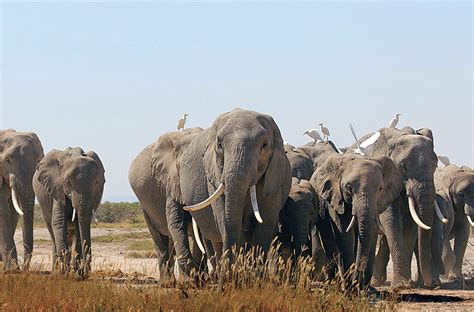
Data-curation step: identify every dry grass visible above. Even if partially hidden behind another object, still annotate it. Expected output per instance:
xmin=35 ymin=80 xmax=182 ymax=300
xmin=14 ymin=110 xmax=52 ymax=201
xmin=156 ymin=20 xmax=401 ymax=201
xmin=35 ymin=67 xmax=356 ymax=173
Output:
xmin=93 ymin=231 xmax=151 ymax=243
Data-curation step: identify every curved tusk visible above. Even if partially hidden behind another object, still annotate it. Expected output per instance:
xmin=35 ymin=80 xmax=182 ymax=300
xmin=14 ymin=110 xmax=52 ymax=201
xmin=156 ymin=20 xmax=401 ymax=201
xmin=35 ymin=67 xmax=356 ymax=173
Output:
xmin=183 ymin=183 xmax=224 ymax=212
xmin=408 ymin=196 xmax=431 ymax=230
xmin=72 ymin=208 xmax=76 ymax=222
xmin=192 ymin=217 xmax=205 ymax=254
xmin=11 ymin=188 xmax=24 ymax=216
xmin=467 ymin=215 xmax=474 ymax=227
xmin=250 ymin=185 xmax=263 ymax=224
xmin=434 ymin=200 xmax=448 ymax=224
xmin=346 ymin=215 xmax=356 ymax=233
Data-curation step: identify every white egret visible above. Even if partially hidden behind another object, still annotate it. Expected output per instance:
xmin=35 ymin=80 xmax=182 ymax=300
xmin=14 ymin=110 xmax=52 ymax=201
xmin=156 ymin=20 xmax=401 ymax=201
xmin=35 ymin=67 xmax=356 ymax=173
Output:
xmin=389 ymin=113 xmax=401 ymax=128
xmin=349 ymin=124 xmax=381 ymax=156
xmin=318 ymin=123 xmax=330 ymax=141
xmin=303 ymin=129 xmax=323 ymax=143
xmin=177 ymin=113 xmax=189 ymax=131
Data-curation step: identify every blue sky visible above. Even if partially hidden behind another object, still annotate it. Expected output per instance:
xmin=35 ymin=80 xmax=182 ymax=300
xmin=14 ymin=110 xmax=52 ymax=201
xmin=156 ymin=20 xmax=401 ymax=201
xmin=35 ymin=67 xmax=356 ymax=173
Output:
xmin=1 ymin=2 xmax=472 ymax=201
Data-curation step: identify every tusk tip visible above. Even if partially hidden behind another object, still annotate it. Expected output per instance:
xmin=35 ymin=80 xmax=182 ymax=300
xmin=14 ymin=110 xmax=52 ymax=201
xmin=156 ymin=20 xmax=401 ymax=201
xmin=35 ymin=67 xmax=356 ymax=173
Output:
xmin=442 ymin=218 xmax=448 ymax=224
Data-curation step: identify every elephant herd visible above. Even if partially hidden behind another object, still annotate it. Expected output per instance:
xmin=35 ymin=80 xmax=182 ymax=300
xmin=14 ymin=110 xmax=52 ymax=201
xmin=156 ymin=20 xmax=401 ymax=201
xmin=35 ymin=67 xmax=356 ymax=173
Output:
xmin=0 ymin=109 xmax=473 ymax=292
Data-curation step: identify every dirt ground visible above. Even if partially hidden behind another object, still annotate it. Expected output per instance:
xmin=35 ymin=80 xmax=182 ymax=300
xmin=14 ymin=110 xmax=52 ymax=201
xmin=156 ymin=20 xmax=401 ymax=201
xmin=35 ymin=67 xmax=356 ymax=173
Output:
xmin=12 ymin=227 xmax=474 ymax=310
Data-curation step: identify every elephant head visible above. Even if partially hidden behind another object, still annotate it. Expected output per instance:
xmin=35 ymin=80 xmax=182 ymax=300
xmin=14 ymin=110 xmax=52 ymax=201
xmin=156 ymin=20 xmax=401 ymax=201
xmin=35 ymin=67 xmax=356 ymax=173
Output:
xmin=310 ymin=153 xmax=402 ymax=287
xmin=0 ymin=129 xmax=44 ymax=268
xmin=285 ymin=146 xmax=314 ymax=181
xmin=35 ymin=147 xmax=105 ymax=274
xmin=279 ymin=178 xmax=320 ymax=259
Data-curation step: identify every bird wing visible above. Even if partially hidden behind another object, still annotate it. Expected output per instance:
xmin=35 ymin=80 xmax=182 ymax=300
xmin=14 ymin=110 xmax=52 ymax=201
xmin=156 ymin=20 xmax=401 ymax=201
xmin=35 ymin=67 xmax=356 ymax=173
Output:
xmin=389 ymin=118 xmax=397 ymax=128
xmin=177 ymin=118 xmax=184 ymax=129
xmin=311 ymin=129 xmax=322 ymax=140
xmin=360 ymin=132 xmax=381 ymax=149
xmin=349 ymin=124 xmax=362 ymax=150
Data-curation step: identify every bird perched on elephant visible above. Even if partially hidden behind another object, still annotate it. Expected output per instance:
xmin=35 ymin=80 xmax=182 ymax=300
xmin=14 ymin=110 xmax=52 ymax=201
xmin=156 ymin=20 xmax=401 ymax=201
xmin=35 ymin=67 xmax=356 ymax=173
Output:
xmin=147 ymin=109 xmax=291 ymax=284
xmin=0 ymin=129 xmax=44 ymax=271
xmin=33 ymin=147 xmax=105 ymax=277
xmin=433 ymin=164 xmax=474 ymax=282
xmin=351 ymin=127 xmax=442 ymax=288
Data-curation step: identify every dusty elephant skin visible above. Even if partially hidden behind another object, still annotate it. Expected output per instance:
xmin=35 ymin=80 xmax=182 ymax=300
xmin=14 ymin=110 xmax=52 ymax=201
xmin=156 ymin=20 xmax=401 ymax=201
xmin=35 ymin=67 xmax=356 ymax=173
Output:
xmin=33 ymin=147 xmax=105 ymax=277
xmin=355 ymin=127 xmax=439 ymax=288
xmin=434 ymin=164 xmax=474 ymax=282
xmin=0 ymin=129 xmax=44 ymax=271
xmin=134 ymin=109 xmax=292 ymax=281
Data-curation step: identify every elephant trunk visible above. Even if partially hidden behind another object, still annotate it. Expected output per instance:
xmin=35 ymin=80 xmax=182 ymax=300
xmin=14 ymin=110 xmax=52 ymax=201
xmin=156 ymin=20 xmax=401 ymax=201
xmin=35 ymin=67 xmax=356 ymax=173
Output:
xmin=20 ymin=194 xmax=35 ymax=267
xmin=52 ymin=199 xmax=69 ymax=270
xmin=72 ymin=192 xmax=92 ymax=276
xmin=464 ymin=203 xmax=474 ymax=226
xmin=292 ymin=213 xmax=310 ymax=258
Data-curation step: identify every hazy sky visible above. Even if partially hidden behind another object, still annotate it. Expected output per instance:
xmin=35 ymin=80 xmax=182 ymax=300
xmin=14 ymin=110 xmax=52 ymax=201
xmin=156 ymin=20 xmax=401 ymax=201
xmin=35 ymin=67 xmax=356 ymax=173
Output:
xmin=1 ymin=2 xmax=472 ymax=201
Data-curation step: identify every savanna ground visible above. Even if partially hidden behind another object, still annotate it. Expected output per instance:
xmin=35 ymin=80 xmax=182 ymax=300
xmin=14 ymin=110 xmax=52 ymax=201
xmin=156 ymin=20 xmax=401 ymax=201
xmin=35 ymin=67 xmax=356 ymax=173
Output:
xmin=1 ymin=202 xmax=474 ymax=311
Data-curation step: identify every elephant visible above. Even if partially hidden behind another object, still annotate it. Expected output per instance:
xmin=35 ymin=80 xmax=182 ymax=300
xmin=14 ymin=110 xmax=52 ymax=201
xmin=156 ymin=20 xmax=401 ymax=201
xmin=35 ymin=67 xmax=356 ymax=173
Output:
xmin=33 ymin=147 xmax=105 ymax=276
xmin=284 ymin=145 xmax=314 ymax=181
xmin=309 ymin=150 xmax=402 ymax=288
xmin=128 ymin=127 xmax=213 ymax=279
xmin=433 ymin=164 xmax=474 ymax=281
xmin=352 ymin=127 xmax=440 ymax=288
xmin=149 ymin=109 xmax=291 ymax=282
xmin=0 ymin=129 xmax=44 ymax=271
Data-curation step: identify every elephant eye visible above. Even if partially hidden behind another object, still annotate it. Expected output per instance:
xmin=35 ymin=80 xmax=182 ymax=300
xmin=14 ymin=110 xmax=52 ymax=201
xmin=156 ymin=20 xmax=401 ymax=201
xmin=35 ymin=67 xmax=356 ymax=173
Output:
xmin=400 ymin=162 xmax=406 ymax=169
xmin=4 ymin=157 xmax=10 ymax=165
xmin=459 ymin=192 xmax=465 ymax=197
xmin=345 ymin=183 xmax=352 ymax=192
xmin=379 ymin=186 xmax=383 ymax=192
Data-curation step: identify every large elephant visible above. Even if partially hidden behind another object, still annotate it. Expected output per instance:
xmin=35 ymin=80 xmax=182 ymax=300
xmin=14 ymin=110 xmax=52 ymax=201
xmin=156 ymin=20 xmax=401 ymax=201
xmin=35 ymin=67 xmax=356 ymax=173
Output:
xmin=33 ymin=147 xmax=105 ymax=276
xmin=285 ymin=145 xmax=314 ymax=181
xmin=309 ymin=151 xmax=402 ymax=288
xmin=151 ymin=109 xmax=291 ymax=280
xmin=354 ymin=127 xmax=440 ymax=288
xmin=434 ymin=164 xmax=474 ymax=281
xmin=0 ymin=129 xmax=44 ymax=271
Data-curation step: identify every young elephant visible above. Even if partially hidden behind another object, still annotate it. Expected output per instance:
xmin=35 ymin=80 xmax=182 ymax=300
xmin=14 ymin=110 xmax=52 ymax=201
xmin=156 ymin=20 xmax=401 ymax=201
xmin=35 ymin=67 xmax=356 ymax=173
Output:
xmin=33 ymin=147 xmax=105 ymax=276
xmin=434 ymin=164 xmax=474 ymax=281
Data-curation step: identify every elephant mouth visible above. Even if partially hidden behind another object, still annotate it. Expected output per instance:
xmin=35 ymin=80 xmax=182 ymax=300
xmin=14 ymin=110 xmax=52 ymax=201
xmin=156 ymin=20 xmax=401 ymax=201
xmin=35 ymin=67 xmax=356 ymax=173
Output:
xmin=183 ymin=183 xmax=263 ymax=224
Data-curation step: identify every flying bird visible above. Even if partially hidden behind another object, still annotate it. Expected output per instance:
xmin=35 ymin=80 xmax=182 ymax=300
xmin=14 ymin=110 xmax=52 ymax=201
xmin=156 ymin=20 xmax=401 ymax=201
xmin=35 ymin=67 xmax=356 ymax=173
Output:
xmin=438 ymin=155 xmax=451 ymax=167
xmin=389 ymin=113 xmax=401 ymax=128
xmin=177 ymin=113 xmax=189 ymax=131
xmin=350 ymin=124 xmax=381 ymax=156
xmin=303 ymin=129 xmax=323 ymax=143
xmin=318 ymin=123 xmax=330 ymax=141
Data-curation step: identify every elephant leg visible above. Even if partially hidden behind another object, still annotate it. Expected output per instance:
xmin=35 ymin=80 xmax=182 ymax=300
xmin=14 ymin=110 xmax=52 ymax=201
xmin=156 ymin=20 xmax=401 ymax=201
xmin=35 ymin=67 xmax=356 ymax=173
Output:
xmin=143 ymin=211 xmax=171 ymax=279
xmin=316 ymin=217 xmax=338 ymax=279
xmin=402 ymin=219 xmax=417 ymax=285
xmin=72 ymin=220 xmax=82 ymax=272
xmin=430 ymin=219 xmax=444 ymax=285
xmin=372 ymin=235 xmax=390 ymax=286
xmin=0 ymin=195 xmax=19 ymax=271
xmin=165 ymin=198 xmax=195 ymax=277
xmin=451 ymin=221 xmax=470 ymax=280
xmin=311 ymin=226 xmax=327 ymax=273
xmin=52 ymin=200 xmax=70 ymax=273
xmin=379 ymin=201 xmax=411 ymax=287
xmin=442 ymin=239 xmax=455 ymax=280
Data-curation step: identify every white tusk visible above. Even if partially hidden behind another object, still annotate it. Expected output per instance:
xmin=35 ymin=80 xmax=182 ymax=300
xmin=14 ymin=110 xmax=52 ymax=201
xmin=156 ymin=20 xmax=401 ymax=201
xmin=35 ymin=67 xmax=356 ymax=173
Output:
xmin=183 ymin=183 xmax=224 ymax=212
xmin=11 ymin=188 xmax=24 ymax=216
xmin=467 ymin=215 xmax=474 ymax=227
xmin=408 ymin=196 xmax=431 ymax=230
xmin=192 ymin=217 xmax=205 ymax=254
xmin=434 ymin=200 xmax=448 ymax=224
xmin=250 ymin=185 xmax=263 ymax=224
xmin=72 ymin=208 xmax=76 ymax=222
xmin=346 ymin=215 xmax=356 ymax=233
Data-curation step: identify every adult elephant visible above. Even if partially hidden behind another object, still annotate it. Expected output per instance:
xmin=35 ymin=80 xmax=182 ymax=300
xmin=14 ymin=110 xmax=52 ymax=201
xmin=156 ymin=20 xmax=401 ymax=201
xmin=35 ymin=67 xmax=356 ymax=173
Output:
xmin=434 ymin=164 xmax=474 ymax=281
xmin=152 ymin=109 xmax=291 ymax=280
xmin=33 ymin=147 xmax=105 ymax=276
xmin=285 ymin=145 xmax=314 ymax=181
xmin=354 ymin=127 xmax=440 ymax=288
xmin=310 ymin=152 xmax=402 ymax=288
xmin=0 ymin=129 xmax=44 ymax=271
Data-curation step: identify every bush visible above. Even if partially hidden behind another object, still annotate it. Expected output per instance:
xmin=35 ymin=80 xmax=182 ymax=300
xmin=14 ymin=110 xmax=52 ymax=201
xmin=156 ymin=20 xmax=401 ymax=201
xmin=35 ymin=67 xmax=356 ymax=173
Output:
xmin=94 ymin=202 xmax=144 ymax=224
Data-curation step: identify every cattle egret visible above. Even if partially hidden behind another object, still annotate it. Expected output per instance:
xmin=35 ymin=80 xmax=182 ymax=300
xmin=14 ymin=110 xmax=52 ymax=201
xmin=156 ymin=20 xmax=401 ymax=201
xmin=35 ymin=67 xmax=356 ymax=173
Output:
xmin=303 ymin=129 xmax=323 ymax=143
xmin=177 ymin=113 xmax=189 ymax=131
xmin=438 ymin=155 xmax=451 ymax=167
xmin=350 ymin=124 xmax=381 ymax=156
xmin=318 ymin=123 xmax=330 ymax=141
xmin=389 ymin=113 xmax=401 ymax=128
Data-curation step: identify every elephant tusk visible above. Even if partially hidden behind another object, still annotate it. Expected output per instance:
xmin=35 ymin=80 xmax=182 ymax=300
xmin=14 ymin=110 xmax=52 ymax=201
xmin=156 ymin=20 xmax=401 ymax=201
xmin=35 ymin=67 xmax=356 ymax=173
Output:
xmin=408 ymin=196 xmax=431 ymax=230
xmin=72 ymin=208 xmax=76 ymax=222
xmin=467 ymin=215 xmax=474 ymax=227
xmin=192 ymin=217 xmax=205 ymax=254
xmin=183 ymin=183 xmax=224 ymax=212
xmin=346 ymin=215 xmax=356 ymax=233
xmin=11 ymin=188 xmax=24 ymax=216
xmin=250 ymin=185 xmax=263 ymax=224
xmin=434 ymin=200 xmax=448 ymax=224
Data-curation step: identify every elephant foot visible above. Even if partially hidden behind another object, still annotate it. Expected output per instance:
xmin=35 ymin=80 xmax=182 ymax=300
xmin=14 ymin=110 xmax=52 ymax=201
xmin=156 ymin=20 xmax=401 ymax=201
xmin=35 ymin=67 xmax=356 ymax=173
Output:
xmin=448 ymin=274 xmax=464 ymax=283
xmin=371 ymin=276 xmax=386 ymax=287
xmin=390 ymin=277 xmax=413 ymax=289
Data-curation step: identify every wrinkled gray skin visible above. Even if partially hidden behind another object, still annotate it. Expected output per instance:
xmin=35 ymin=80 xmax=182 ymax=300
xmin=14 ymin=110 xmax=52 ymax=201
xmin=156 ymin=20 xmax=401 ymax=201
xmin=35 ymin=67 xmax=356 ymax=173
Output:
xmin=128 ymin=127 xmax=211 ymax=278
xmin=285 ymin=145 xmax=314 ymax=181
xmin=33 ymin=147 xmax=105 ymax=277
xmin=279 ymin=178 xmax=320 ymax=260
xmin=0 ymin=129 xmax=44 ymax=271
xmin=354 ymin=127 xmax=438 ymax=288
xmin=310 ymin=149 xmax=402 ymax=288
xmin=433 ymin=165 xmax=474 ymax=281
xmin=149 ymin=109 xmax=291 ymax=279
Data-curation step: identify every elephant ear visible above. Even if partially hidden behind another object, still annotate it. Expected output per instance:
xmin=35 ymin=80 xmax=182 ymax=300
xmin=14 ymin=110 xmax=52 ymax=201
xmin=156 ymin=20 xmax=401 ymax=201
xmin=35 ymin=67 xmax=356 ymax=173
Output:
xmin=300 ymin=179 xmax=322 ymax=223
xmin=262 ymin=117 xmax=291 ymax=202
xmin=36 ymin=150 xmax=66 ymax=206
xmin=310 ymin=155 xmax=345 ymax=214
xmin=85 ymin=151 xmax=105 ymax=211
xmin=373 ymin=155 xmax=403 ymax=212
xmin=416 ymin=128 xmax=434 ymax=143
